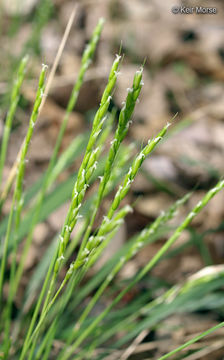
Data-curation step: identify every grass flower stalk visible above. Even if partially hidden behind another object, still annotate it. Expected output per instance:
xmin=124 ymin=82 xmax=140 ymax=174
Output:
xmin=96 ymin=66 xmax=143 ymax=206
xmin=0 ymin=55 xmax=28 ymax=190
xmin=52 ymin=54 xmax=121 ymax=278
xmin=0 ymin=63 xmax=47 ymax=304
xmin=79 ymin=67 xmax=143 ymax=252
xmin=77 ymin=122 xmax=170 ymax=272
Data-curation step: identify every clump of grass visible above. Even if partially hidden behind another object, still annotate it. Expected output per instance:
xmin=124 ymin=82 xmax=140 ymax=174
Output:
xmin=0 ymin=18 xmax=224 ymax=360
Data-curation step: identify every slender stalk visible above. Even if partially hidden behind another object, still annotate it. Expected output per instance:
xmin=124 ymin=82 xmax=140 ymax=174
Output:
xmin=0 ymin=64 xmax=47 ymax=306
xmin=0 ymin=55 xmax=28 ymax=189
xmin=26 ymin=271 xmax=82 ymax=360
xmin=158 ymin=323 xmax=224 ymax=359
xmin=35 ymin=320 xmax=56 ymax=360
xmin=18 ymin=247 xmax=57 ymax=360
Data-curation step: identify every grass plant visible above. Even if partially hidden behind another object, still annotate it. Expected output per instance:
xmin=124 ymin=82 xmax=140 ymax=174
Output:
xmin=0 ymin=18 xmax=224 ymax=360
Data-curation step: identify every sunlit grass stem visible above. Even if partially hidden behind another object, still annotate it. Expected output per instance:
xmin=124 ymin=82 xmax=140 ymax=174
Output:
xmin=0 ymin=55 xmax=28 ymax=190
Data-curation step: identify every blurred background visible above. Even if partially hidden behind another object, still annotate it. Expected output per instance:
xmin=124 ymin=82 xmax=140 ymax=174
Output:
xmin=1 ymin=0 xmax=224 ymax=357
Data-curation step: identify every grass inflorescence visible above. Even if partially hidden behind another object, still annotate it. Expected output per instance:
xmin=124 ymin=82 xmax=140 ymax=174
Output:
xmin=0 ymin=18 xmax=224 ymax=360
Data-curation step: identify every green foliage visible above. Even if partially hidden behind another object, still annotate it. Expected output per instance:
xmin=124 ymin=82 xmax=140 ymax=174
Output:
xmin=0 ymin=19 xmax=224 ymax=360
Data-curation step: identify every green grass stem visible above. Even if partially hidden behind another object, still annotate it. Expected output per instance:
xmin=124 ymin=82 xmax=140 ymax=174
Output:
xmin=0 ymin=55 xmax=28 ymax=189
